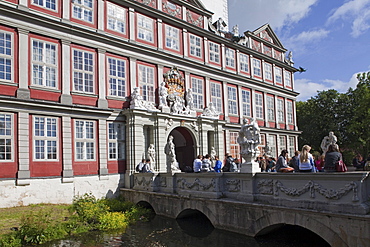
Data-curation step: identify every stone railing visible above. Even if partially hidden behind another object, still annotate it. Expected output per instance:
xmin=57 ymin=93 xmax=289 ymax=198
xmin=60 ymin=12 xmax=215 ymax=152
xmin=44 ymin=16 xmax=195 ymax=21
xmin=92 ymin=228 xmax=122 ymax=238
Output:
xmin=132 ymin=172 xmax=370 ymax=215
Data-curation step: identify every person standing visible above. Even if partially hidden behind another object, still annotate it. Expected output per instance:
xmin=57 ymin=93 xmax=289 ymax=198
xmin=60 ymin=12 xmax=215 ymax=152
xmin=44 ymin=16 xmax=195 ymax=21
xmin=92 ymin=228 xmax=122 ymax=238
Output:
xmin=201 ymin=154 xmax=213 ymax=172
xmin=324 ymin=144 xmax=342 ymax=172
xmin=298 ymin=145 xmax=315 ymax=172
xmin=213 ymin=156 xmax=222 ymax=173
xmin=193 ymin=155 xmax=202 ymax=173
xmin=275 ymin=150 xmax=294 ymax=173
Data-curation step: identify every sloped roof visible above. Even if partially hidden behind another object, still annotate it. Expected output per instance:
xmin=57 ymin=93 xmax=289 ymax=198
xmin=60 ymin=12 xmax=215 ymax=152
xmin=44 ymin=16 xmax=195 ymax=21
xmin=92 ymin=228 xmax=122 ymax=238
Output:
xmin=179 ymin=0 xmax=206 ymax=10
xmin=246 ymin=23 xmax=285 ymax=50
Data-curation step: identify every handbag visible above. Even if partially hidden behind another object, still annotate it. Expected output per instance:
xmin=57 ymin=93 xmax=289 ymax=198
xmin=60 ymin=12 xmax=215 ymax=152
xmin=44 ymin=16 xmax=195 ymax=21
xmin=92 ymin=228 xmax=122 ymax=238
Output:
xmin=335 ymin=160 xmax=347 ymax=172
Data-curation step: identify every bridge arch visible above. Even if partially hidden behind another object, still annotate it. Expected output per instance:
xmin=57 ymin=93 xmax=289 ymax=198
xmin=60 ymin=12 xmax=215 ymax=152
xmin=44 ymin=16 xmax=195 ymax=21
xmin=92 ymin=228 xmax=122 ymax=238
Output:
xmin=253 ymin=211 xmax=345 ymax=246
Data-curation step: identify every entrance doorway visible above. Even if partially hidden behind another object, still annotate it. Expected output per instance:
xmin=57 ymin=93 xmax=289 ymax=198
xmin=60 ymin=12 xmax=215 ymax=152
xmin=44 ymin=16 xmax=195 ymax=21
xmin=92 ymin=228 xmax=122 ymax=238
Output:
xmin=169 ymin=127 xmax=195 ymax=172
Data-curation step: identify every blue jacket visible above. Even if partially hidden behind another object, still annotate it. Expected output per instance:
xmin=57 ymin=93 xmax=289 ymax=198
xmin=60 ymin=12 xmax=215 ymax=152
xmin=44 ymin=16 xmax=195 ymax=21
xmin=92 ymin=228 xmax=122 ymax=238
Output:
xmin=214 ymin=160 xmax=222 ymax=173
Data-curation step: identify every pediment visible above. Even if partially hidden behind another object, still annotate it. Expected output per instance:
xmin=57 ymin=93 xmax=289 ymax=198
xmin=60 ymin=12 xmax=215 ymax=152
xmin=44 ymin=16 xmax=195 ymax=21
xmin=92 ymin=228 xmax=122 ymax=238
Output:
xmin=250 ymin=24 xmax=284 ymax=49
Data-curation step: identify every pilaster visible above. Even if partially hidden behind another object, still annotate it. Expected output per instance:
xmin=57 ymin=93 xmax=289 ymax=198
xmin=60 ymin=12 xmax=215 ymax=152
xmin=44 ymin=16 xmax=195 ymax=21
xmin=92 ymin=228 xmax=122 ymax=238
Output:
xmin=205 ymin=76 xmax=210 ymax=106
xmin=204 ymin=37 xmax=209 ymax=64
xmin=129 ymin=8 xmax=135 ymax=42
xmin=222 ymin=81 xmax=229 ymax=122
xmin=221 ymin=43 xmax=225 ymax=70
xmin=99 ymin=119 xmax=109 ymax=179
xmin=97 ymin=48 xmax=108 ymax=108
xmin=16 ymin=28 xmax=30 ymax=100
xmin=97 ymin=0 xmax=105 ymax=31
xmin=62 ymin=116 xmax=74 ymax=183
xmin=60 ymin=39 xmax=72 ymax=105
xmin=157 ymin=19 xmax=163 ymax=51
xmin=183 ymin=29 xmax=188 ymax=58
xmin=62 ymin=0 xmax=71 ymax=20
xmin=129 ymin=57 xmax=137 ymax=93
xmin=17 ymin=112 xmax=30 ymax=185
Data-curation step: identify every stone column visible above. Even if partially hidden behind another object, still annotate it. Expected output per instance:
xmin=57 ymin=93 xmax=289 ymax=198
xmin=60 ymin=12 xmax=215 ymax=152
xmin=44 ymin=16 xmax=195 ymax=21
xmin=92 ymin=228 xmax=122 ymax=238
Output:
xmin=237 ymin=85 xmax=243 ymax=123
xmin=62 ymin=116 xmax=74 ymax=183
xmin=129 ymin=57 xmax=137 ymax=93
xmin=263 ymin=92 xmax=268 ymax=127
xmin=205 ymin=76 xmax=210 ymax=106
xmin=156 ymin=119 xmax=168 ymax=173
xmin=222 ymin=81 xmax=229 ymax=122
xmin=128 ymin=8 xmax=135 ymax=42
xmin=98 ymin=119 xmax=109 ymax=179
xmin=183 ymin=29 xmax=188 ymax=58
xmin=60 ymin=40 xmax=72 ymax=105
xmin=17 ymin=112 xmax=30 ymax=185
xmin=157 ymin=19 xmax=163 ymax=51
xmin=221 ymin=43 xmax=225 ymax=70
xmin=204 ymin=37 xmax=209 ymax=65
xmin=236 ymin=49 xmax=240 ymax=74
xmin=62 ymin=0 xmax=71 ymax=21
xmin=16 ymin=28 xmax=30 ymax=100
xmin=97 ymin=0 xmax=105 ymax=31
xmin=97 ymin=48 xmax=108 ymax=108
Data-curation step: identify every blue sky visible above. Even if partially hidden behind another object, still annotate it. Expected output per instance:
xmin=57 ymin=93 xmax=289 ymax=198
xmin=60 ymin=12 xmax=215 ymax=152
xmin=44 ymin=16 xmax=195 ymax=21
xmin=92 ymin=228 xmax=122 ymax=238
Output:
xmin=228 ymin=0 xmax=370 ymax=101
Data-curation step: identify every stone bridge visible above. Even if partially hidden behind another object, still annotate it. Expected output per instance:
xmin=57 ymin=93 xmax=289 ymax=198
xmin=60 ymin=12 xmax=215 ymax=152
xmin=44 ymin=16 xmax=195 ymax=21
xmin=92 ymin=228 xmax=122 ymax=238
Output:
xmin=121 ymin=172 xmax=370 ymax=247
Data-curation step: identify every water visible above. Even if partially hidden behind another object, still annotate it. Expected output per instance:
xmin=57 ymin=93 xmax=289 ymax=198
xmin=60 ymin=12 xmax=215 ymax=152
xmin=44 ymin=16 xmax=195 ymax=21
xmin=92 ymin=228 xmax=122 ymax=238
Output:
xmin=39 ymin=214 xmax=330 ymax=247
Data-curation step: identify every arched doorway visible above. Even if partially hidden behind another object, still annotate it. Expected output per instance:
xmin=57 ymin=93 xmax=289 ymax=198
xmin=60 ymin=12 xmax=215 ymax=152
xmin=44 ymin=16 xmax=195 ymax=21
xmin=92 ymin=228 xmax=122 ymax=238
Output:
xmin=169 ymin=127 xmax=195 ymax=172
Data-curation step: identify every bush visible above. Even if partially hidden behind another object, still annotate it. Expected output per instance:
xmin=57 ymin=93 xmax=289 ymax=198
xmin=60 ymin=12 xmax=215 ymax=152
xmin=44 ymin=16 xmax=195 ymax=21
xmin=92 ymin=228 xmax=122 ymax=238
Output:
xmin=70 ymin=193 xmax=109 ymax=225
xmin=0 ymin=234 xmax=22 ymax=247
xmin=97 ymin=212 xmax=127 ymax=231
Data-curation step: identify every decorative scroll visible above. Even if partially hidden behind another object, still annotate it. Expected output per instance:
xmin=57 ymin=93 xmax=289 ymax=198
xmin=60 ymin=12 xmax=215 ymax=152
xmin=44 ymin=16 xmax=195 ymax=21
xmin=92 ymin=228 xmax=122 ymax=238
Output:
xmin=225 ymin=179 xmax=240 ymax=192
xmin=271 ymin=180 xmax=359 ymax=201
xmin=257 ymin=179 xmax=274 ymax=195
xmin=162 ymin=1 xmax=181 ymax=18
xmin=160 ymin=177 xmax=167 ymax=187
xmin=186 ymin=10 xmax=203 ymax=28
xmin=134 ymin=176 xmax=152 ymax=190
xmin=133 ymin=0 xmax=156 ymax=8
xmin=177 ymin=178 xmax=215 ymax=191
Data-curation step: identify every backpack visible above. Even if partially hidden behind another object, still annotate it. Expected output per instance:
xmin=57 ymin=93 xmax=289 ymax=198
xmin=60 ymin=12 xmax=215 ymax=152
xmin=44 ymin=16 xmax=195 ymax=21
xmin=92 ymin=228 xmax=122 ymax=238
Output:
xmin=136 ymin=162 xmax=143 ymax=172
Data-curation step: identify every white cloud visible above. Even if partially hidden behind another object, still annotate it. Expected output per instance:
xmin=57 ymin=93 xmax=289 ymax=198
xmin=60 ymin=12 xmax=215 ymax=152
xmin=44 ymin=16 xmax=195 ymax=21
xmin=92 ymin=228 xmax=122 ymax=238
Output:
xmin=228 ymin=0 xmax=318 ymax=32
xmin=284 ymin=29 xmax=330 ymax=52
xmin=295 ymin=73 xmax=359 ymax=101
xmin=327 ymin=0 xmax=370 ymax=37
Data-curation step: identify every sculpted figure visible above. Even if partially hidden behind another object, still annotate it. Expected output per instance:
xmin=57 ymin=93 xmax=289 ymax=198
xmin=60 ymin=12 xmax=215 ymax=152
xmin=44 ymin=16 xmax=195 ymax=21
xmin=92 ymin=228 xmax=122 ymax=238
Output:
xmin=186 ymin=88 xmax=194 ymax=110
xmin=210 ymin=146 xmax=217 ymax=167
xmin=202 ymin=102 xmax=219 ymax=118
xmin=158 ymin=81 xmax=168 ymax=108
xmin=321 ymin=131 xmax=338 ymax=155
xmin=130 ymin=87 xmax=145 ymax=109
xmin=237 ymin=118 xmax=261 ymax=158
xmin=165 ymin=135 xmax=180 ymax=171
xmin=147 ymin=144 xmax=156 ymax=170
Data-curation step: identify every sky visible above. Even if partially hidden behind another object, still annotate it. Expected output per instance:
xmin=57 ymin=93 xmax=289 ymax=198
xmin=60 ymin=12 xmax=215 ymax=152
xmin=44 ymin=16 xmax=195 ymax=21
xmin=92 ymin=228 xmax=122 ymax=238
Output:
xmin=227 ymin=0 xmax=370 ymax=101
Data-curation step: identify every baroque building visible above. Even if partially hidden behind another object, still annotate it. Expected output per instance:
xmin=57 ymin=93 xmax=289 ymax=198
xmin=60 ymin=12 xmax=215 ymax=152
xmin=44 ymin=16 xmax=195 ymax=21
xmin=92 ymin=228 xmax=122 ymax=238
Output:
xmin=0 ymin=0 xmax=299 ymax=206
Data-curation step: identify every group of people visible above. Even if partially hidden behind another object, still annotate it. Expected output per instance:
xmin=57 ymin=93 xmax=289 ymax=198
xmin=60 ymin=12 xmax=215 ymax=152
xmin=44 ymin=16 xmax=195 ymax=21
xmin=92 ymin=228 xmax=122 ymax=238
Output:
xmin=136 ymin=159 xmax=154 ymax=173
xmin=260 ymin=144 xmax=345 ymax=173
xmin=352 ymin=154 xmax=370 ymax=171
xmin=193 ymin=154 xmax=240 ymax=173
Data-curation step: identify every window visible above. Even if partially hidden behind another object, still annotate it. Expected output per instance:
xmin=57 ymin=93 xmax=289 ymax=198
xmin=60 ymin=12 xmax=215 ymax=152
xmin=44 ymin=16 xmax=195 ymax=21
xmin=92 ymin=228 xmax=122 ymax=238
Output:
xmin=229 ymin=132 xmax=240 ymax=160
xmin=165 ymin=25 xmax=179 ymax=51
xmin=264 ymin=63 xmax=272 ymax=81
xmin=277 ymin=99 xmax=284 ymax=122
xmin=288 ymin=136 xmax=295 ymax=156
xmin=137 ymin=14 xmax=154 ymax=43
xmin=107 ymin=2 xmax=126 ymax=34
xmin=108 ymin=57 xmax=126 ymax=97
xmin=241 ymin=89 xmax=251 ymax=117
xmin=275 ymin=67 xmax=282 ymax=84
xmin=191 ymin=77 xmax=203 ymax=110
xmin=72 ymin=0 xmax=93 ymax=23
xmin=210 ymin=82 xmax=222 ymax=112
xmin=209 ymin=42 xmax=220 ymax=63
xmin=228 ymin=86 xmax=237 ymax=115
xmin=189 ymin=34 xmax=201 ymax=58
xmin=284 ymin=71 xmax=292 ymax=87
xmin=287 ymin=101 xmax=293 ymax=124
xmin=279 ymin=136 xmax=286 ymax=154
xmin=73 ymin=49 xmax=94 ymax=93
xmin=267 ymin=96 xmax=274 ymax=121
xmin=138 ymin=64 xmax=155 ymax=102
xmin=32 ymin=0 xmax=56 ymax=10
xmin=255 ymin=93 xmax=263 ymax=119
xmin=225 ymin=48 xmax=235 ymax=68
xmin=108 ymin=122 xmax=125 ymax=160
xmin=0 ymin=113 xmax=12 ymax=161
xmin=0 ymin=31 xmax=13 ymax=82
xmin=75 ymin=120 xmax=95 ymax=160
xmin=267 ymin=135 xmax=277 ymax=158
xmin=33 ymin=116 xmax=58 ymax=160
xmin=32 ymin=39 xmax=57 ymax=88
xmin=239 ymin=54 xmax=249 ymax=73
xmin=252 ymin=58 xmax=261 ymax=77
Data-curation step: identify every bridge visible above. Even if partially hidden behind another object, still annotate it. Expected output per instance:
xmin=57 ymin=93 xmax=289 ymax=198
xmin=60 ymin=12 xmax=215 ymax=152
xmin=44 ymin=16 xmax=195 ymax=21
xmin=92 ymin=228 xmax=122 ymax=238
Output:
xmin=121 ymin=172 xmax=370 ymax=247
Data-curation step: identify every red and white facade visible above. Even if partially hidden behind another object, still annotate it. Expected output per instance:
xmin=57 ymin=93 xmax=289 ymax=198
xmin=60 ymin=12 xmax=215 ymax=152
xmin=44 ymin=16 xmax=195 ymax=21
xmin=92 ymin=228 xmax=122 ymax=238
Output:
xmin=0 ymin=0 xmax=299 ymax=207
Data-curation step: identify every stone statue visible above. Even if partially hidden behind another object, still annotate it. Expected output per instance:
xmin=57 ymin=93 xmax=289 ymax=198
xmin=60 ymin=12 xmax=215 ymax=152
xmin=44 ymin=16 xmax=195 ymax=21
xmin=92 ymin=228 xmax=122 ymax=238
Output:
xmin=210 ymin=146 xmax=217 ymax=167
xmin=202 ymin=102 xmax=219 ymax=118
xmin=147 ymin=144 xmax=156 ymax=170
xmin=237 ymin=118 xmax=261 ymax=158
xmin=130 ymin=87 xmax=145 ymax=109
xmin=165 ymin=135 xmax=180 ymax=171
xmin=264 ymin=141 xmax=271 ymax=156
xmin=158 ymin=81 xmax=168 ymax=109
xmin=186 ymin=88 xmax=194 ymax=110
xmin=232 ymin=25 xmax=239 ymax=36
xmin=320 ymin=131 xmax=338 ymax=155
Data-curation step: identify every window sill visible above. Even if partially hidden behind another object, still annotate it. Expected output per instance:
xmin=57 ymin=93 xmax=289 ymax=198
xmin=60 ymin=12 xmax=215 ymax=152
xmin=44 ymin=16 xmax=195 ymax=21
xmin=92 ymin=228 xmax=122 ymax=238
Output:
xmin=29 ymin=85 xmax=61 ymax=93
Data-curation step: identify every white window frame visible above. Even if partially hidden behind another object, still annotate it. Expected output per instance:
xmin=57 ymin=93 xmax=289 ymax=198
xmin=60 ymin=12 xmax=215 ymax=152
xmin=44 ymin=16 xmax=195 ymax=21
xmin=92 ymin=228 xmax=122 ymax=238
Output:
xmin=267 ymin=135 xmax=277 ymax=158
xmin=241 ymin=89 xmax=251 ymax=117
xmin=210 ymin=82 xmax=222 ymax=112
xmin=72 ymin=48 xmax=95 ymax=93
xmin=225 ymin=48 xmax=235 ymax=68
xmin=189 ymin=34 xmax=201 ymax=58
xmin=32 ymin=0 xmax=57 ymax=11
xmin=279 ymin=136 xmax=286 ymax=154
xmin=284 ymin=71 xmax=292 ymax=87
xmin=255 ymin=93 xmax=263 ymax=119
xmin=31 ymin=39 xmax=58 ymax=88
xmin=165 ymin=25 xmax=180 ymax=51
xmin=72 ymin=0 xmax=94 ymax=23
xmin=264 ymin=62 xmax=272 ymax=81
xmin=288 ymin=136 xmax=295 ymax=157
xmin=253 ymin=58 xmax=261 ymax=77
xmin=267 ymin=95 xmax=274 ymax=122
xmin=33 ymin=116 xmax=58 ymax=161
xmin=209 ymin=41 xmax=220 ymax=63
xmin=228 ymin=86 xmax=238 ymax=115
xmin=138 ymin=64 xmax=155 ymax=102
xmin=275 ymin=67 xmax=282 ymax=84
xmin=0 ymin=113 xmax=13 ymax=162
xmin=277 ymin=98 xmax=284 ymax=122
xmin=0 ymin=30 xmax=13 ymax=82
xmin=108 ymin=56 xmax=126 ymax=97
xmin=229 ymin=132 xmax=240 ymax=160
xmin=191 ymin=77 xmax=203 ymax=110
xmin=107 ymin=2 xmax=126 ymax=34
xmin=287 ymin=101 xmax=294 ymax=124
xmin=137 ymin=14 xmax=154 ymax=43
xmin=75 ymin=120 xmax=95 ymax=161
xmin=108 ymin=122 xmax=125 ymax=160
xmin=239 ymin=53 xmax=249 ymax=73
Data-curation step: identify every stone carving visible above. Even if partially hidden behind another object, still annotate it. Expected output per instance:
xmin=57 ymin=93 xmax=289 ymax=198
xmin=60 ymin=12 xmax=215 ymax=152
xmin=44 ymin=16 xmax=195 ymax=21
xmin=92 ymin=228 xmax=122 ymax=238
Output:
xmin=257 ymin=179 xmax=274 ymax=195
xmin=285 ymin=51 xmax=294 ymax=65
xmin=263 ymin=141 xmax=271 ymax=156
xmin=190 ymin=121 xmax=198 ymax=132
xmin=186 ymin=10 xmax=203 ymax=27
xmin=320 ymin=131 xmax=338 ymax=155
xmin=225 ymin=179 xmax=240 ymax=192
xmin=160 ymin=177 xmax=167 ymax=187
xmin=232 ymin=25 xmax=239 ymax=36
xmin=158 ymin=81 xmax=168 ymax=109
xmin=165 ymin=118 xmax=173 ymax=131
xmin=130 ymin=87 xmax=159 ymax=112
xmin=134 ymin=176 xmax=153 ymax=190
xmin=147 ymin=144 xmax=156 ymax=170
xmin=201 ymin=102 xmax=219 ymax=118
xmin=162 ymin=1 xmax=181 ymax=17
xmin=186 ymin=88 xmax=194 ymax=110
xmin=238 ymin=118 xmax=261 ymax=159
xmin=164 ymin=135 xmax=180 ymax=172
xmin=177 ymin=178 xmax=215 ymax=191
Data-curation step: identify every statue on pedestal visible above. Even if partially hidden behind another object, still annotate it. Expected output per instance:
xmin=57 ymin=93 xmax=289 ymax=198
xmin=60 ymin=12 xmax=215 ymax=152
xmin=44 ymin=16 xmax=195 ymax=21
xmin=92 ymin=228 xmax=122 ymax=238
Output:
xmin=147 ymin=144 xmax=156 ymax=171
xmin=320 ymin=131 xmax=338 ymax=155
xmin=164 ymin=135 xmax=180 ymax=172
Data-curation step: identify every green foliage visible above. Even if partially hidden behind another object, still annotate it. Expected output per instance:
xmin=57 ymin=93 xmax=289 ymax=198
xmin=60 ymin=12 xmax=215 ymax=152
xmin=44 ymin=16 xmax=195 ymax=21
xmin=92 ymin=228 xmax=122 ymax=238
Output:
xmin=97 ymin=212 xmax=127 ymax=231
xmin=0 ymin=233 xmax=21 ymax=247
xmin=70 ymin=193 xmax=109 ymax=224
xmin=102 ymin=196 xmax=135 ymax=212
